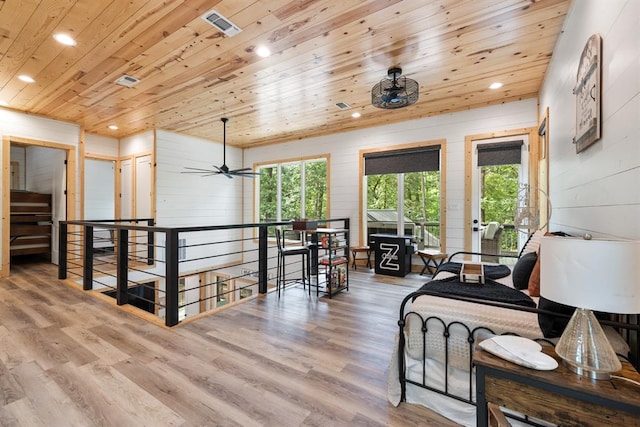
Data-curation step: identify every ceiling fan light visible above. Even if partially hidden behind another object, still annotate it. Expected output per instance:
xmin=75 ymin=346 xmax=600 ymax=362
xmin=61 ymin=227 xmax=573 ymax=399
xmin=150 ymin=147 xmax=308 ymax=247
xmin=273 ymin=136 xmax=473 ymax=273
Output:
xmin=371 ymin=67 xmax=419 ymax=109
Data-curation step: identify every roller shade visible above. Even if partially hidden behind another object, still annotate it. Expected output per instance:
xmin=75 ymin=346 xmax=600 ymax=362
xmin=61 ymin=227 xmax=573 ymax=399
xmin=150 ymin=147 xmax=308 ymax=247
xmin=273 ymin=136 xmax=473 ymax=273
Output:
xmin=364 ymin=145 xmax=441 ymax=175
xmin=477 ymin=140 xmax=523 ymax=166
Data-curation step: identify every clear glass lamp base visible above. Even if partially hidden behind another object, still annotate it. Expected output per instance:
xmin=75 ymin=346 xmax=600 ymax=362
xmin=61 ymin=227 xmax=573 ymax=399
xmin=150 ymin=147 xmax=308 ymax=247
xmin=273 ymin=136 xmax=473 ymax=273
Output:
xmin=555 ymin=307 xmax=622 ymax=380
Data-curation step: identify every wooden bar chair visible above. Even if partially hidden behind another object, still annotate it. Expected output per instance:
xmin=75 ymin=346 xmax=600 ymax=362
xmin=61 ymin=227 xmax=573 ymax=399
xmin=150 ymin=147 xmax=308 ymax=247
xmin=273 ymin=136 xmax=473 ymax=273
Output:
xmin=275 ymin=228 xmax=311 ymax=297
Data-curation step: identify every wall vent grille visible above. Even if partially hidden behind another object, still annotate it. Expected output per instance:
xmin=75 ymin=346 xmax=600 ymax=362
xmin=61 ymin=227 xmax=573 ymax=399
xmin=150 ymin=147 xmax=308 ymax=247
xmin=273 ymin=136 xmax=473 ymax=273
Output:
xmin=115 ymin=75 xmax=140 ymax=87
xmin=201 ymin=9 xmax=242 ymax=37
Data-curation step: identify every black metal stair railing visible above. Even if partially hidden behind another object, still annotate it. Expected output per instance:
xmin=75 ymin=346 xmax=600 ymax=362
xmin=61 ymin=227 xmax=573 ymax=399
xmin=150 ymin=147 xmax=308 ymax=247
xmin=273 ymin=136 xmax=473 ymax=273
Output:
xmin=58 ymin=218 xmax=350 ymax=327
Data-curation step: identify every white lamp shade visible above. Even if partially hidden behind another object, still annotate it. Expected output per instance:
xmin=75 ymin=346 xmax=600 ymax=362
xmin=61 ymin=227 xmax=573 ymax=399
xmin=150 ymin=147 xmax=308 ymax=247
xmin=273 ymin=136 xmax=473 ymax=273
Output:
xmin=540 ymin=236 xmax=640 ymax=314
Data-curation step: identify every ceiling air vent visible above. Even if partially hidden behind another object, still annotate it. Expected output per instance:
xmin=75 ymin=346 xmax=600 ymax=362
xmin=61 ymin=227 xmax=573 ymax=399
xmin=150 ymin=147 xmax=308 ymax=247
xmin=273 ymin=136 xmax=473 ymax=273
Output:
xmin=335 ymin=102 xmax=351 ymax=110
xmin=201 ymin=9 xmax=242 ymax=37
xmin=115 ymin=75 xmax=140 ymax=88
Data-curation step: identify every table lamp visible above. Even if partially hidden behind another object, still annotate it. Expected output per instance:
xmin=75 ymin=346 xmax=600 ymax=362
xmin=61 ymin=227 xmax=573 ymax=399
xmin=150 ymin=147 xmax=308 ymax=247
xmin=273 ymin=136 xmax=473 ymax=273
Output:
xmin=540 ymin=236 xmax=640 ymax=380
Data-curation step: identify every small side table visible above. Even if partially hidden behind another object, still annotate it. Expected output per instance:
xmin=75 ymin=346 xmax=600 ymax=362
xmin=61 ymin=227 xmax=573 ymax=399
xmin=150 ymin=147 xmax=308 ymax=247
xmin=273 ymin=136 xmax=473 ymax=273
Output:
xmin=416 ymin=249 xmax=447 ymax=275
xmin=474 ymin=343 xmax=640 ymax=427
xmin=350 ymin=246 xmax=372 ymax=270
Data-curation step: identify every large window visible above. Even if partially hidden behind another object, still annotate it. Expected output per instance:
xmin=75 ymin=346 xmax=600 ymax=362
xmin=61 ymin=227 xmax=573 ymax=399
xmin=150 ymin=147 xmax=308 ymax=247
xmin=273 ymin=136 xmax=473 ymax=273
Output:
xmin=476 ymin=141 xmax=524 ymax=256
xmin=258 ymin=157 xmax=328 ymax=224
xmin=364 ymin=145 xmax=442 ymax=249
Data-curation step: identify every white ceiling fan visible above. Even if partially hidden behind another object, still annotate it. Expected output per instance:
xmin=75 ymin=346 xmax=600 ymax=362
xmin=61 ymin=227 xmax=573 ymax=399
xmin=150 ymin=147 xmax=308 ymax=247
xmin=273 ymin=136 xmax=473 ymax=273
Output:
xmin=182 ymin=118 xmax=260 ymax=178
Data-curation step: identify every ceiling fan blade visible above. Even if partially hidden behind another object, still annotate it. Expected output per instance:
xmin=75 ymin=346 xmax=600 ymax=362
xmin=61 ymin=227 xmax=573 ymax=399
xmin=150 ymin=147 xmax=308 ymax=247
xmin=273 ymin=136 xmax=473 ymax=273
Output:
xmin=182 ymin=167 xmax=219 ymax=173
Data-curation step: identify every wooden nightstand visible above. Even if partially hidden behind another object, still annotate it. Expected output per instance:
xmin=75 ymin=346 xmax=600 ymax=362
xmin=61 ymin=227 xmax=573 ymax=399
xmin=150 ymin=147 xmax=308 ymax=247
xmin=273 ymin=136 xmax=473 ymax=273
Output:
xmin=474 ymin=344 xmax=640 ymax=426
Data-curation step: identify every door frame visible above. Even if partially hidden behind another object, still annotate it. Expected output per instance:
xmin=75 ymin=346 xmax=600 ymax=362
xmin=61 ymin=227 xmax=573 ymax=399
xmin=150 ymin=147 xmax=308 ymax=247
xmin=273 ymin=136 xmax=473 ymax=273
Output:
xmin=2 ymin=136 xmax=77 ymax=277
xmin=464 ymin=127 xmax=539 ymax=254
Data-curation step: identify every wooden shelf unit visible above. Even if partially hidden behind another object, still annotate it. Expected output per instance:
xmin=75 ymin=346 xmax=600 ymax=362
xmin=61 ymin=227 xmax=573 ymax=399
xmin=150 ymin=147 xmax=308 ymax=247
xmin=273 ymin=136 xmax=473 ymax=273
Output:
xmin=10 ymin=191 xmax=52 ymax=257
xmin=315 ymin=228 xmax=349 ymax=298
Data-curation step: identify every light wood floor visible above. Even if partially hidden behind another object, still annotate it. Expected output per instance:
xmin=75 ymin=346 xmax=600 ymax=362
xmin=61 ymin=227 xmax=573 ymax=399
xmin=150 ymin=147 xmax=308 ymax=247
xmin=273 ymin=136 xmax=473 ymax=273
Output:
xmin=0 ymin=259 xmax=459 ymax=426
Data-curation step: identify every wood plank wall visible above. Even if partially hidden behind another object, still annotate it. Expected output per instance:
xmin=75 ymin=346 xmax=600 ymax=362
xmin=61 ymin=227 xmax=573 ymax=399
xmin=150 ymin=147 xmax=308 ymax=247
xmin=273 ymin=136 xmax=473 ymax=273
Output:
xmin=539 ymin=0 xmax=640 ymax=240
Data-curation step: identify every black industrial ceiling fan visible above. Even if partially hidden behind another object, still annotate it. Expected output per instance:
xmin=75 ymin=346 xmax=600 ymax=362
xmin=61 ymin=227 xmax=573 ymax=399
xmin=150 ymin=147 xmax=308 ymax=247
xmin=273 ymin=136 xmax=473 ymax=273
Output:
xmin=371 ymin=67 xmax=419 ymax=109
xmin=182 ymin=117 xmax=259 ymax=178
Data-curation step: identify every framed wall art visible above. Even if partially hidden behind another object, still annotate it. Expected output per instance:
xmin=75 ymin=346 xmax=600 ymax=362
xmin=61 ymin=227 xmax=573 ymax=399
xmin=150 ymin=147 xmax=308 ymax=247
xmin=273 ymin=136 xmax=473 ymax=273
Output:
xmin=573 ymin=34 xmax=602 ymax=153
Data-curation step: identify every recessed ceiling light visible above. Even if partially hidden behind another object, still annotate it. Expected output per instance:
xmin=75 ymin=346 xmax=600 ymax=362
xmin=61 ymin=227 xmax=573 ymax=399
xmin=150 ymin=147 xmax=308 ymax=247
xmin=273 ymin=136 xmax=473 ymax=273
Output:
xmin=256 ymin=45 xmax=271 ymax=58
xmin=0 ymin=100 xmax=8 ymax=107
xmin=352 ymin=112 xmax=361 ymax=118
xmin=53 ymin=33 xmax=77 ymax=46
xmin=108 ymin=125 xmax=118 ymax=130
xmin=489 ymin=82 xmax=503 ymax=90
xmin=18 ymin=75 xmax=35 ymax=83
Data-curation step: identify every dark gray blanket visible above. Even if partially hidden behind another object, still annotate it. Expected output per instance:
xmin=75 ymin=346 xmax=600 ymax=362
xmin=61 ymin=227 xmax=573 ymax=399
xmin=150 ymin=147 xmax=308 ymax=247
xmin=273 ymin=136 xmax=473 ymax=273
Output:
xmin=418 ymin=275 xmax=535 ymax=307
xmin=436 ymin=262 xmax=511 ymax=279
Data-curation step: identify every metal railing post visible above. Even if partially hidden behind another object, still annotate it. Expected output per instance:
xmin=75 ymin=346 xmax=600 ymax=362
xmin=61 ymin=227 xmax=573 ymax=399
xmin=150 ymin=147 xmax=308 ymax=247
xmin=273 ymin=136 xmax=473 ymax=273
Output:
xmin=58 ymin=222 xmax=68 ymax=279
xmin=258 ymin=225 xmax=268 ymax=294
xmin=116 ymin=228 xmax=129 ymax=305
xmin=83 ymin=226 xmax=94 ymax=290
xmin=165 ymin=229 xmax=179 ymax=326
xmin=147 ymin=218 xmax=155 ymax=265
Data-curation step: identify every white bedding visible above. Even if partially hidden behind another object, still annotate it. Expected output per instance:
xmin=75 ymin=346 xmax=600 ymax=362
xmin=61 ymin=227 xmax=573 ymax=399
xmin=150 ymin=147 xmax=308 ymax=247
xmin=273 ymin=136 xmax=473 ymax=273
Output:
xmin=405 ymin=293 xmax=541 ymax=369
xmin=387 ymin=266 xmax=629 ymax=427
xmin=387 ymin=273 xmax=544 ymax=427
xmin=403 ymin=269 xmax=541 ymax=368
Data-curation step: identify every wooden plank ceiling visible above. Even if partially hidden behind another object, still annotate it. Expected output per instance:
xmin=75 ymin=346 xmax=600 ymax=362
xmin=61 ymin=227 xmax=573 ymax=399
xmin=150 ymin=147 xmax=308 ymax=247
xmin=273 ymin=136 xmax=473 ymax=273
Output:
xmin=0 ymin=0 xmax=571 ymax=148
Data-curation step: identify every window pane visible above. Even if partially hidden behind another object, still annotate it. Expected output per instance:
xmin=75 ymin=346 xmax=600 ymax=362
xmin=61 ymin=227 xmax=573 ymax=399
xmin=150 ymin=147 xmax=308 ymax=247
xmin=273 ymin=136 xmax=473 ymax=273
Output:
xmin=404 ymin=171 xmax=440 ymax=249
xmin=367 ymin=174 xmax=398 ymax=210
xmin=281 ymin=163 xmax=301 ymax=221
xmin=257 ymin=157 xmax=327 ymax=227
xmin=366 ymin=174 xmax=398 ymax=240
xmin=216 ymin=278 xmax=228 ymax=308
xmin=481 ymin=164 xmax=519 ymax=256
xmin=305 ymin=159 xmax=327 ymax=219
xmin=259 ymin=166 xmax=277 ymax=222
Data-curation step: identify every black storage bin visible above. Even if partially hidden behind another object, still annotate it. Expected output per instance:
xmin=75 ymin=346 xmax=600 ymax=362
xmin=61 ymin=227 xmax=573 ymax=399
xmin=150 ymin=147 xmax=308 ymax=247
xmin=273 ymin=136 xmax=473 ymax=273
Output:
xmin=370 ymin=234 xmax=415 ymax=277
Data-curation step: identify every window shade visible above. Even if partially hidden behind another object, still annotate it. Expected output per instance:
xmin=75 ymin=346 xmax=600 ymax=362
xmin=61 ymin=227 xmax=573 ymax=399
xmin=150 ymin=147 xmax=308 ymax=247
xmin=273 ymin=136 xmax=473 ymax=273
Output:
xmin=477 ymin=140 xmax=523 ymax=166
xmin=364 ymin=145 xmax=440 ymax=175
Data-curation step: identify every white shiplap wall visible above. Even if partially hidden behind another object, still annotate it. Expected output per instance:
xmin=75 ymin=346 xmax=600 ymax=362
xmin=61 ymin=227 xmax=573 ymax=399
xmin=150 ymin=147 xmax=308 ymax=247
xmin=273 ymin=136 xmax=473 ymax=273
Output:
xmin=155 ymin=129 xmax=244 ymax=227
xmin=539 ymin=0 xmax=640 ymax=240
xmin=155 ymin=129 xmax=246 ymax=271
xmin=85 ymin=133 xmax=119 ymax=157
xmin=0 ymin=109 xmax=80 ymax=145
xmin=121 ymin=131 xmax=154 ymax=156
xmin=0 ymin=109 xmax=81 ymax=270
xmin=243 ymin=99 xmax=538 ymax=255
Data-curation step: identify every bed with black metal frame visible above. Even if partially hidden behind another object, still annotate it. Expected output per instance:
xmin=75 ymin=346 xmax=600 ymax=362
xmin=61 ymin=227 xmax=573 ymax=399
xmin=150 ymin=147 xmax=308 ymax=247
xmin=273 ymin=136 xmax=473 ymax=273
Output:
xmin=387 ymin=245 xmax=639 ymax=427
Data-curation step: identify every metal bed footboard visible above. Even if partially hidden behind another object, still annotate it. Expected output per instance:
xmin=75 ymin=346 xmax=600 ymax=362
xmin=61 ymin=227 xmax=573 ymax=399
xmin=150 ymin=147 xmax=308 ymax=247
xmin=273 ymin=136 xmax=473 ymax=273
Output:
xmin=396 ymin=289 xmax=640 ymax=411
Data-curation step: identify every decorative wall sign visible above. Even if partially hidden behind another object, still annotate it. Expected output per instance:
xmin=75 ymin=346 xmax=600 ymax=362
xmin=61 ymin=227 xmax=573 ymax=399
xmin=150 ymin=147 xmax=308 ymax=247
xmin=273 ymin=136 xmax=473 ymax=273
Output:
xmin=573 ymin=34 xmax=602 ymax=153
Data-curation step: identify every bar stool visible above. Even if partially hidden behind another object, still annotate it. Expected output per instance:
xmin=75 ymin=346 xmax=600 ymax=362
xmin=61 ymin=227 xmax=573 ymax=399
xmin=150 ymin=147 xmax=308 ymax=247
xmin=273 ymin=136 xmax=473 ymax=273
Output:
xmin=275 ymin=228 xmax=311 ymax=296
